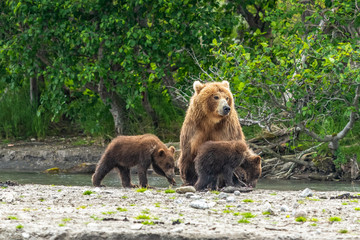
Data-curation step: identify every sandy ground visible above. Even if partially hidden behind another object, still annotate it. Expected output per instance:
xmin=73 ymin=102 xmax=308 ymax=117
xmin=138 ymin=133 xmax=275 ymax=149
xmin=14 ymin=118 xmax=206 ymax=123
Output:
xmin=0 ymin=184 xmax=360 ymax=240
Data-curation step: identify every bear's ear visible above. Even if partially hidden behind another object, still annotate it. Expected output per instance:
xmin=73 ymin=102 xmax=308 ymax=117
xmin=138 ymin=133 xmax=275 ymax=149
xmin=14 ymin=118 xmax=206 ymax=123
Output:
xmin=193 ymin=81 xmax=205 ymax=94
xmin=168 ymin=146 xmax=175 ymax=154
xmin=253 ymin=156 xmax=261 ymax=164
xmin=158 ymin=149 xmax=165 ymax=157
xmin=221 ymin=80 xmax=230 ymax=89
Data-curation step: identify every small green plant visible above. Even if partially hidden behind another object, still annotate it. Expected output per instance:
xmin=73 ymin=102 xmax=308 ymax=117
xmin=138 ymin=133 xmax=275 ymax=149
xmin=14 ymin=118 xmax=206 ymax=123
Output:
xmin=223 ymin=209 xmax=233 ymax=214
xmin=83 ymin=190 xmax=94 ymax=195
xmin=102 ymin=211 xmax=116 ymax=215
xmin=77 ymin=205 xmax=87 ymax=209
xmin=117 ymin=207 xmax=128 ymax=212
xmin=225 ymin=205 xmax=234 ymax=208
xmin=135 ymin=215 xmax=151 ymax=220
xmin=164 ymin=189 xmax=176 ymax=194
xmin=238 ymin=218 xmax=250 ymax=223
xmin=121 ymin=195 xmax=128 ymax=199
xmin=242 ymin=199 xmax=254 ymax=203
xmin=90 ymin=215 xmax=103 ymax=221
xmin=350 ymin=199 xmax=358 ymax=203
xmin=262 ymin=211 xmax=271 ymax=215
xmin=241 ymin=212 xmax=256 ymax=218
xmin=154 ymin=203 xmax=160 ymax=207
xmin=295 ymin=216 xmax=307 ymax=222
xmin=169 ymin=196 xmax=176 ymax=200
xmin=179 ymin=213 xmax=184 ymax=216
xmin=310 ymin=218 xmax=318 ymax=222
xmin=269 ymin=192 xmax=277 ymax=196
xmin=338 ymin=229 xmax=348 ymax=233
xmin=297 ymin=200 xmax=305 ymax=204
xmin=342 ymin=202 xmax=348 ymax=205
xmin=322 ymin=209 xmax=326 ymax=213
xmin=142 ymin=220 xmax=154 ymax=225
xmin=233 ymin=212 xmax=240 ymax=216
xmin=306 ymin=197 xmax=320 ymax=201
xmin=130 ymin=204 xmax=136 ymax=206
xmin=57 ymin=189 xmax=62 ymax=192
xmin=59 ymin=223 xmax=65 ymax=227
xmin=16 ymin=224 xmax=23 ymax=229
xmin=210 ymin=190 xmax=220 ymax=195
xmin=62 ymin=218 xmax=71 ymax=222
xmin=8 ymin=216 xmax=18 ymax=220
xmin=39 ymin=198 xmax=45 ymax=202
xmin=141 ymin=209 xmax=150 ymax=214
xmin=329 ymin=216 xmax=341 ymax=222
xmin=136 ymin=188 xmax=147 ymax=193
xmin=310 ymin=223 xmax=317 ymax=227
xmin=354 ymin=207 xmax=360 ymax=211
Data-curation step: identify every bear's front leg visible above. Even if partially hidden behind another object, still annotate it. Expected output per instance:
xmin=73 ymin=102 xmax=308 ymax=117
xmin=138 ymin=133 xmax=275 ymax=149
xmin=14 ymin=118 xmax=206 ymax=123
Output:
xmin=222 ymin=165 xmax=235 ymax=187
xmin=137 ymin=166 xmax=149 ymax=188
xmin=116 ymin=166 xmax=137 ymax=188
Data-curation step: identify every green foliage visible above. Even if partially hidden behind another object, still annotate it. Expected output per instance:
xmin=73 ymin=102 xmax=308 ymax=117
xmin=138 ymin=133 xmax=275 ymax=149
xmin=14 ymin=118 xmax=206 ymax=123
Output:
xmin=329 ymin=216 xmax=341 ymax=222
xmin=164 ymin=189 xmax=176 ymax=194
xmin=237 ymin=218 xmax=250 ymax=224
xmin=83 ymin=190 xmax=94 ymax=195
xmin=135 ymin=215 xmax=151 ymax=220
xmin=295 ymin=216 xmax=307 ymax=222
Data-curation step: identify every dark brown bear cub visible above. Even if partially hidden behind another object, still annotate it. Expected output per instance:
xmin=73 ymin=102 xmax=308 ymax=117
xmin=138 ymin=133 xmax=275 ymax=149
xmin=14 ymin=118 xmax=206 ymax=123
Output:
xmin=194 ymin=140 xmax=261 ymax=191
xmin=92 ymin=134 xmax=176 ymax=188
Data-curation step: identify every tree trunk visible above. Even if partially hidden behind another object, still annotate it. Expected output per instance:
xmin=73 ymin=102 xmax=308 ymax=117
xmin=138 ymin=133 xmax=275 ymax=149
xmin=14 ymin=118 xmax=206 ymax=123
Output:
xmin=141 ymin=84 xmax=159 ymax=129
xmin=30 ymin=77 xmax=38 ymax=106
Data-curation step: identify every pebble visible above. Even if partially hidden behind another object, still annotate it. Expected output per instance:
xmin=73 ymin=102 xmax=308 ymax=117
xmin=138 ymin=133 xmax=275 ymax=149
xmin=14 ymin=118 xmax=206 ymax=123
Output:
xmin=218 ymin=192 xmax=228 ymax=199
xmin=300 ymin=188 xmax=313 ymax=198
xmin=130 ymin=224 xmax=143 ymax=230
xmin=176 ymin=186 xmax=196 ymax=194
xmin=185 ymin=192 xmax=194 ymax=198
xmin=293 ymin=209 xmax=307 ymax=218
xmin=22 ymin=232 xmax=30 ymax=239
xmin=280 ymin=205 xmax=289 ymax=212
xmin=1 ymin=192 xmax=15 ymax=203
xmin=226 ymin=196 xmax=236 ymax=203
xmin=190 ymin=194 xmax=201 ymax=200
xmin=190 ymin=199 xmax=216 ymax=209
xmin=234 ymin=191 xmax=240 ymax=196
xmin=170 ymin=227 xmax=184 ymax=233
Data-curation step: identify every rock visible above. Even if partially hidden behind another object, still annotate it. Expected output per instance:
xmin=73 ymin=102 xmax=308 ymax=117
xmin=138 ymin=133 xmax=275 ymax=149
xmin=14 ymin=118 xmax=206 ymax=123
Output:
xmin=190 ymin=194 xmax=201 ymax=200
xmin=185 ymin=192 xmax=194 ymax=198
xmin=1 ymin=192 xmax=15 ymax=203
xmin=222 ymin=186 xmax=238 ymax=193
xmin=218 ymin=192 xmax=228 ymax=199
xmin=176 ymin=186 xmax=196 ymax=194
xmin=190 ymin=199 xmax=215 ymax=209
xmin=170 ymin=227 xmax=184 ymax=233
xmin=300 ymin=188 xmax=313 ymax=198
xmin=280 ymin=205 xmax=289 ymax=212
xmin=234 ymin=191 xmax=240 ymax=196
xmin=130 ymin=224 xmax=143 ymax=230
xmin=22 ymin=232 xmax=30 ymax=239
xmin=226 ymin=196 xmax=236 ymax=203
xmin=293 ymin=209 xmax=307 ymax=218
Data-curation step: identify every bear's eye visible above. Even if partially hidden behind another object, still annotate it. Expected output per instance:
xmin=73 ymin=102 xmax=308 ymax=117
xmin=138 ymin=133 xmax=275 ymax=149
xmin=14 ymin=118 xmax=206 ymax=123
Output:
xmin=214 ymin=96 xmax=219 ymax=100
xmin=226 ymin=97 xmax=229 ymax=101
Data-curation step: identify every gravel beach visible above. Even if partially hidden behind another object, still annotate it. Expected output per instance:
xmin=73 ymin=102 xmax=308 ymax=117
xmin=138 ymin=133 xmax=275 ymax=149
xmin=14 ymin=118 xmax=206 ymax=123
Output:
xmin=1 ymin=184 xmax=360 ymax=240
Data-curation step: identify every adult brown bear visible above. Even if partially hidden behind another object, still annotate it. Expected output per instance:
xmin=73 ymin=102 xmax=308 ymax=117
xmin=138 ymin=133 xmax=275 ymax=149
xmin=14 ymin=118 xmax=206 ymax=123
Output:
xmin=194 ymin=140 xmax=262 ymax=191
xmin=92 ymin=134 xmax=176 ymax=188
xmin=178 ymin=81 xmax=245 ymax=186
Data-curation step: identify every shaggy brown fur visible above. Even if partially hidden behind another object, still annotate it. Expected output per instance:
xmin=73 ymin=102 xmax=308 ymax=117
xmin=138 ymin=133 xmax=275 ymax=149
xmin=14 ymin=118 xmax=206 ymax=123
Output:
xmin=178 ymin=81 xmax=245 ymax=186
xmin=92 ymin=134 xmax=176 ymax=188
xmin=194 ymin=140 xmax=261 ymax=191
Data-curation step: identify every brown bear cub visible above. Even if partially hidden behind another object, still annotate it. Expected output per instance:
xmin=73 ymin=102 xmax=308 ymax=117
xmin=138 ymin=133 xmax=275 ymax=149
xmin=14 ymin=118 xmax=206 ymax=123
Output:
xmin=92 ymin=134 xmax=176 ymax=188
xmin=194 ymin=140 xmax=261 ymax=191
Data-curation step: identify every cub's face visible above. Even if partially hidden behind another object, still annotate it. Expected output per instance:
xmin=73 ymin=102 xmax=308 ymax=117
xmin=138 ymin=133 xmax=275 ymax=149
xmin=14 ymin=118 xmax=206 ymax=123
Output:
xmin=152 ymin=146 xmax=176 ymax=185
xmin=243 ymin=155 xmax=262 ymax=188
xmin=193 ymin=81 xmax=234 ymax=122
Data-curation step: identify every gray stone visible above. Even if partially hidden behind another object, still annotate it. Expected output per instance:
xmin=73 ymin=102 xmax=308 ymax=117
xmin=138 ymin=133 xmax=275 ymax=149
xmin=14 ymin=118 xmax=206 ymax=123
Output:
xmin=176 ymin=186 xmax=196 ymax=194
xmin=300 ymin=188 xmax=313 ymax=198
xmin=190 ymin=199 xmax=210 ymax=209
xmin=234 ymin=191 xmax=240 ymax=196
xmin=185 ymin=192 xmax=194 ymax=198
xmin=218 ymin=192 xmax=228 ymax=199
xmin=226 ymin=196 xmax=236 ymax=203
xmin=280 ymin=205 xmax=289 ymax=212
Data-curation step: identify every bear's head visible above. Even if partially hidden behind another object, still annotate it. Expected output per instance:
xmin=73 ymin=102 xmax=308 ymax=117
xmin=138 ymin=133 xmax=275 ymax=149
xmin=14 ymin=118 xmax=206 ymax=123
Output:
xmin=192 ymin=81 xmax=234 ymax=123
xmin=241 ymin=154 xmax=262 ymax=188
xmin=151 ymin=146 xmax=176 ymax=185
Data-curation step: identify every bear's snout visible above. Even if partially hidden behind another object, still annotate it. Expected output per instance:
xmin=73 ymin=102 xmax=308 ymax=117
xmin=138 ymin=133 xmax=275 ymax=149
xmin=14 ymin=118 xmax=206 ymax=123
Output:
xmin=218 ymin=99 xmax=231 ymax=116
xmin=223 ymin=106 xmax=230 ymax=115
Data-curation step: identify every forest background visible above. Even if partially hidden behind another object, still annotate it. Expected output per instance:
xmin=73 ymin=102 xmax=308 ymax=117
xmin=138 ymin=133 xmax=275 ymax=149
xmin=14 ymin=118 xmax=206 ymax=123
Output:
xmin=1 ymin=0 xmax=360 ymax=178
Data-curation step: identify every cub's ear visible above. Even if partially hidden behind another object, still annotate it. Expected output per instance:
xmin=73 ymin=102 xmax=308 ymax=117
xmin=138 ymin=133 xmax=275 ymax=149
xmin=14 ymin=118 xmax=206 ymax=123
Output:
xmin=168 ymin=146 xmax=176 ymax=154
xmin=158 ymin=149 xmax=165 ymax=157
xmin=222 ymin=80 xmax=230 ymax=89
xmin=253 ymin=156 xmax=261 ymax=164
xmin=193 ymin=81 xmax=205 ymax=94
